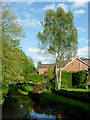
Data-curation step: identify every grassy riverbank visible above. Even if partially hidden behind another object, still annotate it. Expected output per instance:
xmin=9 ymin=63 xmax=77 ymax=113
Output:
xmin=29 ymin=92 xmax=90 ymax=118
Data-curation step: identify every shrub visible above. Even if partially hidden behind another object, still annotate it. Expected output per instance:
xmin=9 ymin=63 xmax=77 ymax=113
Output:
xmin=33 ymin=84 xmax=45 ymax=93
xmin=58 ymin=70 xmax=87 ymax=89
xmin=72 ymin=70 xmax=87 ymax=87
xmin=17 ymin=88 xmax=28 ymax=95
xmin=27 ymin=74 xmax=45 ymax=84
xmin=81 ymin=83 xmax=88 ymax=89
xmin=61 ymin=71 xmax=72 ymax=89
xmin=47 ymin=67 xmax=56 ymax=92
xmin=47 ymin=67 xmax=54 ymax=81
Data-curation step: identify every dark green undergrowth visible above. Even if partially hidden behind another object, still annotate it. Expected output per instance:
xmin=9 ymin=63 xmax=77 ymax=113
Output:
xmin=52 ymin=89 xmax=90 ymax=103
xmin=29 ymin=93 xmax=90 ymax=118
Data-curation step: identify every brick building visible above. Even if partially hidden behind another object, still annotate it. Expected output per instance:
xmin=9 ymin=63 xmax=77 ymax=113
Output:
xmin=39 ymin=64 xmax=55 ymax=74
xmin=61 ymin=58 xmax=89 ymax=72
xmin=39 ymin=58 xmax=90 ymax=75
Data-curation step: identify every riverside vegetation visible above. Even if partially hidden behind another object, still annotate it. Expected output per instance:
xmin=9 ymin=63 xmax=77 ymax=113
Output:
xmin=1 ymin=2 xmax=90 ymax=119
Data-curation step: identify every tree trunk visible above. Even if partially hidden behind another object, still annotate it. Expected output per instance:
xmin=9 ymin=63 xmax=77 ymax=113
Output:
xmin=56 ymin=64 xmax=58 ymax=83
xmin=55 ymin=53 xmax=58 ymax=89
xmin=58 ymin=68 xmax=61 ymax=90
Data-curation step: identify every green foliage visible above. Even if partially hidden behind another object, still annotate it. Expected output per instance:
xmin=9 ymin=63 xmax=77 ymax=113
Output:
xmin=37 ymin=7 xmax=78 ymax=61
xmin=1 ymin=3 xmax=36 ymax=103
xmin=1 ymin=3 xmax=25 ymax=100
xmin=37 ymin=7 xmax=78 ymax=89
xmin=23 ymin=86 xmax=34 ymax=92
xmin=17 ymin=88 xmax=28 ymax=95
xmin=57 ymin=70 xmax=87 ymax=89
xmin=37 ymin=61 xmax=42 ymax=71
xmin=47 ymin=67 xmax=56 ymax=92
xmin=57 ymin=71 xmax=72 ymax=89
xmin=22 ymin=57 xmax=37 ymax=83
xmin=72 ymin=70 xmax=87 ymax=87
xmin=47 ymin=67 xmax=54 ymax=81
xmin=81 ymin=83 xmax=89 ymax=89
xmin=27 ymin=74 xmax=45 ymax=84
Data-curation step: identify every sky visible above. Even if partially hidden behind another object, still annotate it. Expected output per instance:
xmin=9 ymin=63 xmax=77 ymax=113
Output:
xmin=4 ymin=0 xmax=89 ymax=67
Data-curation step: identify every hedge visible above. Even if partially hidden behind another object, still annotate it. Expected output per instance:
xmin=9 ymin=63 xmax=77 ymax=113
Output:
xmin=28 ymin=74 xmax=46 ymax=83
xmin=72 ymin=70 xmax=87 ymax=87
xmin=61 ymin=71 xmax=72 ymax=89
xmin=60 ymin=70 xmax=87 ymax=89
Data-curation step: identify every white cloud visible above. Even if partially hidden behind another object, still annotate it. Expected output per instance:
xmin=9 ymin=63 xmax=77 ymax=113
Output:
xmin=77 ymin=27 xmax=86 ymax=33
xmin=29 ymin=8 xmax=42 ymax=13
xmin=69 ymin=0 xmax=89 ymax=9
xmin=28 ymin=1 xmax=32 ymax=5
xmin=57 ymin=3 xmax=68 ymax=12
xmin=78 ymin=38 xmax=85 ymax=42
xmin=37 ymin=56 xmax=48 ymax=60
xmin=28 ymin=48 xmax=45 ymax=53
xmin=85 ymin=39 xmax=90 ymax=43
xmin=77 ymin=46 xmax=88 ymax=57
xmin=37 ymin=55 xmax=55 ymax=61
xmin=19 ymin=18 xmax=40 ymax=28
xmin=43 ymin=3 xmax=55 ymax=11
xmin=73 ymin=9 xmax=85 ymax=16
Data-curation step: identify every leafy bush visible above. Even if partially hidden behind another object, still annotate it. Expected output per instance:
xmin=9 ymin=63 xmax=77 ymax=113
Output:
xmin=47 ymin=67 xmax=54 ymax=81
xmin=81 ymin=83 xmax=88 ymax=89
xmin=23 ymin=86 xmax=34 ymax=92
xmin=47 ymin=67 xmax=56 ymax=92
xmin=17 ymin=88 xmax=28 ymax=95
xmin=61 ymin=71 xmax=72 ymax=89
xmin=72 ymin=70 xmax=87 ymax=87
xmin=58 ymin=70 xmax=87 ymax=89
xmin=33 ymin=84 xmax=45 ymax=93
xmin=28 ymin=74 xmax=45 ymax=84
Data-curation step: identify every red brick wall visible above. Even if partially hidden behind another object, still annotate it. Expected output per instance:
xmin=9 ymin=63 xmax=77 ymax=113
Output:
xmin=39 ymin=68 xmax=48 ymax=74
xmin=62 ymin=58 xmax=88 ymax=72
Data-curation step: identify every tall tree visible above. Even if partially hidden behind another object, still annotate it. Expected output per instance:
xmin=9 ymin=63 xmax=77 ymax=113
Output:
xmin=23 ymin=56 xmax=36 ymax=76
xmin=37 ymin=7 xmax=78 ymax=89
xmin=1 ymin=3 xmax=25 ymax=99
xmin=37 ymin=61 xmax=42 ymax=70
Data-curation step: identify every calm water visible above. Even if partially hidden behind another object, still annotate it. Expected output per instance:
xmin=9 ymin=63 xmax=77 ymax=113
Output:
xmin=2 ymin=90 xmax=89 ymax=120
xmin=2 ymin=90 xmax=62 ymax=119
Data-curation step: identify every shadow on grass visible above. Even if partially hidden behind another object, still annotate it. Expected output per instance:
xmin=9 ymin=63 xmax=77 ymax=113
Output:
xmin=28 ymin=92 xmax=90 ymax=119
xmin=52 ymin=89 xmax=90 ymax=103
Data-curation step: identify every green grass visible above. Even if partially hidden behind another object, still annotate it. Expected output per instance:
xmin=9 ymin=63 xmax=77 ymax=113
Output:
xmin=39 ymin=93 xmax=89 ymax=113
xmin=66 ymin=88 xmax=90 ymax=92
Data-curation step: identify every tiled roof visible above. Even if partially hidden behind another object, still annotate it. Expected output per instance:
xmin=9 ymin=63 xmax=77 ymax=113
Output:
xmin=39 ymin=64 xmax=55 ymax=68
xmin=39 ymin=58 xmax=90 ymax=69
xmin=80 ymin=58 xmax=90 ymax=65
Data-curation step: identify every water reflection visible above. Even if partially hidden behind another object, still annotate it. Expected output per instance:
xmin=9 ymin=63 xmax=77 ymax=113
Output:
xmin=2 ymin=90 xmax=89 ymax=120
xmin=2 ymin=91 xmax=60 ymax=119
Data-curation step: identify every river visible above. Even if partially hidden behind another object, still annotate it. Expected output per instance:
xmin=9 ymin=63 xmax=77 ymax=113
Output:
xmin=2 ymin=90 xmax=89 ymax=120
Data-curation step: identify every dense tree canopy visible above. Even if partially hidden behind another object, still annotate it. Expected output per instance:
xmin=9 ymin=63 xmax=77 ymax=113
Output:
xmin=1 ymin=3 xmax=36 ymax=103
xmin=2 ymin=3 xmax=25 ymax=86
